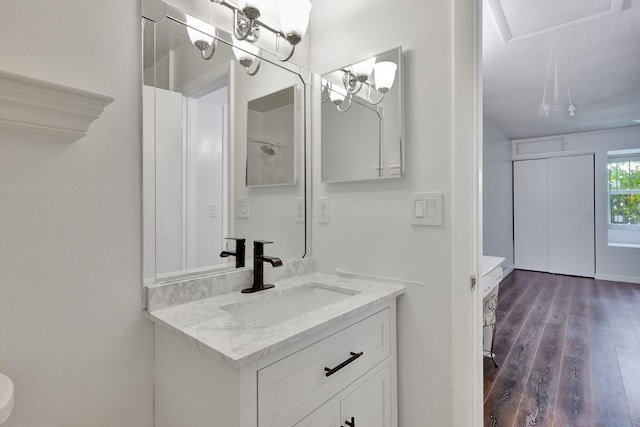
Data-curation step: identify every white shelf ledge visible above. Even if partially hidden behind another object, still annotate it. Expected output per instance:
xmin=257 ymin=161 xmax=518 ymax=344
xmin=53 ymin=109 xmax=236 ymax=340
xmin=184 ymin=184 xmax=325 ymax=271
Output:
xmin=0 ymin=69 xmax=114 ymax=142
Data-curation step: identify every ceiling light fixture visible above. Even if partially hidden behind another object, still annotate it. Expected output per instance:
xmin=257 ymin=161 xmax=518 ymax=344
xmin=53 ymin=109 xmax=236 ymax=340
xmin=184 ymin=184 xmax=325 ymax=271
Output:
xmin=210 ymin=0 xmax=311 ymax=63
xmin=538 ymin=36 xmax=576 ymax=118
xmin=322 ymin=59 xmax=398 ymax=113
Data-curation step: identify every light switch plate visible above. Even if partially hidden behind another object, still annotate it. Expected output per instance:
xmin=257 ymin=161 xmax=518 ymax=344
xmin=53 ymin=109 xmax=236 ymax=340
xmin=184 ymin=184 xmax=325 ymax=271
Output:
xmin=318 ymin=196 xmax=330 ymax=224
xmin=410 ymin=193 xmax=443 ymax=225
xmin=295 ymin=197 xmax=305 ymax=223
xmin=236 ymin=197 xmax=249 ymax=218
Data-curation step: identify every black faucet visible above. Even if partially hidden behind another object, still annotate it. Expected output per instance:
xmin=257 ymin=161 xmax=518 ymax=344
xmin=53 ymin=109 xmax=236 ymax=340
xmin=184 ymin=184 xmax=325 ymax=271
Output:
xmin=220 ymin=238 xmax=245 ymax=268
xmin=242 ymin=240 xmax=283 ymax=293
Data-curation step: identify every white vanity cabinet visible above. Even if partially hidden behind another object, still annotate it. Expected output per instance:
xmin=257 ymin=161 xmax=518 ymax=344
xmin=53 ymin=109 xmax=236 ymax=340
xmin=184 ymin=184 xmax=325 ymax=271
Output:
xmin=153 ymin=301 xmax=398 ymax=427
xmin=297 ymin=362 xmax=392 ymax=427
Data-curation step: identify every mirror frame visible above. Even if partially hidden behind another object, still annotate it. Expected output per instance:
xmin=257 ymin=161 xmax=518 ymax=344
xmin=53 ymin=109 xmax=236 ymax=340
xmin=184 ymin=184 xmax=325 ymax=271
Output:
xmin=319 ymin=46 xmax=405 ymax=183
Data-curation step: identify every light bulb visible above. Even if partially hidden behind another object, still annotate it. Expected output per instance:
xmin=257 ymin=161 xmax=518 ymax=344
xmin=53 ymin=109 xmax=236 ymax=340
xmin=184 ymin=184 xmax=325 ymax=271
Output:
xmin=351 ymin=57 xmax=376 ymax=82
xmin=329 ymin=84 xmax=347 ymax=105
xmin=278 ymin=0 xmax=312 ymax=45
xmin=373 ymin=61 xmax=397 ymax=93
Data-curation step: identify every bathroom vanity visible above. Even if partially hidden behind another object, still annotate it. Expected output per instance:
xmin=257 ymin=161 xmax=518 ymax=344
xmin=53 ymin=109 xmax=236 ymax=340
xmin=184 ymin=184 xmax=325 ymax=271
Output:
xmin=147 ymin=272 xmax=403 ymax=427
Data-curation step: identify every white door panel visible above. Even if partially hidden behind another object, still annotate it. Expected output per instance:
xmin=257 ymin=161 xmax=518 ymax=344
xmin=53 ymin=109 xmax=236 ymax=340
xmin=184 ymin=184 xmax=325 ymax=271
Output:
xmin=548 ymin=155 xmax=595 ymax=277
xmin=514 ymin=159 xmax=549 ymax=272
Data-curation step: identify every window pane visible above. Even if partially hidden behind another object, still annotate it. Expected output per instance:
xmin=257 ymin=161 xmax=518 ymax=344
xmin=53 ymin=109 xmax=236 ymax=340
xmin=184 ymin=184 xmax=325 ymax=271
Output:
xmin=631 ymin=161 xmax=640 ymax=189
xmin=610 ymin=193 xmax=640 ymax=225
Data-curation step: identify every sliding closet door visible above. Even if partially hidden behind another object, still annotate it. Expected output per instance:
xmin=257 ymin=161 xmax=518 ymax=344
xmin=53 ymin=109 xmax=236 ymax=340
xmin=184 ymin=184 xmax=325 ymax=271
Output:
xmin=514 ymin=159 xmax=550 ymax=272
xmin=548 ymin=155 xmax=595 ymax=277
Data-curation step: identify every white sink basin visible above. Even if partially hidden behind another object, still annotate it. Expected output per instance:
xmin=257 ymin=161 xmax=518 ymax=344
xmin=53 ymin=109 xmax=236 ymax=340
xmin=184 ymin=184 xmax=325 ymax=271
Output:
xmin=220 ymin=283 xmax=358 ymax=327
xmin=0 ymin=373 xmax=14 ymax=425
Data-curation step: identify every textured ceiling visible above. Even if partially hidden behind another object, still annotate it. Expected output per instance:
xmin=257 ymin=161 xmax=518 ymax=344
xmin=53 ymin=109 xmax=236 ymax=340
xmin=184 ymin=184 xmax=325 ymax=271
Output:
xmin=483 ymin=0 xmax=640 ymax=139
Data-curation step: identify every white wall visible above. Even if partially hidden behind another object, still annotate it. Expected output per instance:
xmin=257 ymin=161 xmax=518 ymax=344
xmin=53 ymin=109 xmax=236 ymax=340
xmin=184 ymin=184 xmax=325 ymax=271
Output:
xmin=483 ymin=119 xmax=514 ymax=269
xmin=513 ymin=126 xmax=640 ymax=283
xmin=0 ymin=1 xmax=153 ymax=427
xmin=310 ymin=0 xmax=478 ymax=425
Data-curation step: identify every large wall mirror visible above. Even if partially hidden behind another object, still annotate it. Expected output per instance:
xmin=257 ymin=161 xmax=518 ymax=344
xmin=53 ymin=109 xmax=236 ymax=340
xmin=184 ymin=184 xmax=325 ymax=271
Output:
xmin=142 ymin=3 xmax=309 ymax=283
xmin=320 ymin=47 xmax=404 ymax=182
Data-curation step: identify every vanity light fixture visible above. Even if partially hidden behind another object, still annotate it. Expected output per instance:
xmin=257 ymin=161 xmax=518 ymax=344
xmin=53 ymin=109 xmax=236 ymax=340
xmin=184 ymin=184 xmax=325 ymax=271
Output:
xmin=186 ymin=17 xmax=217 ymax=60
xmin=210 ymin=0 xmax=311 ymax=63
xmin=233 ymin=40 xmax=261 ymax=76
xmin=322 ymin=58 xmax=398 ymax=112
xmin=323 ymin=80 xmax=352 ymax=113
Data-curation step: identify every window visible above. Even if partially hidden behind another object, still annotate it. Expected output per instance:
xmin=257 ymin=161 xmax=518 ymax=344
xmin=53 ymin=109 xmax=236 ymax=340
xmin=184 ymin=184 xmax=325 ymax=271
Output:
xmin=608 ymin=155 xmax=640 ymax=226
xmin=608 ymin=150 xmax=640 ymax=248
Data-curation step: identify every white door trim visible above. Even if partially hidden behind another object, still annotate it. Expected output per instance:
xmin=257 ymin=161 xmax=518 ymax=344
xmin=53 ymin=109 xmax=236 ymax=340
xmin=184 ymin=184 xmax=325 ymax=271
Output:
xmin=452 ymin=0 xmax=483 ymax=425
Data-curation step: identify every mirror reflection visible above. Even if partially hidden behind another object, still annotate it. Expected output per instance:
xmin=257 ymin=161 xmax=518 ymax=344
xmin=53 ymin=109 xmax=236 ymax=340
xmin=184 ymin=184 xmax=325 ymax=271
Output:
xmin=142 ymin=10 xmax=307 ymax=283
xmin=247 ymin=86 xmax=298 ymax=186
xmin=321 ymin=47 xmax=404 ymax=182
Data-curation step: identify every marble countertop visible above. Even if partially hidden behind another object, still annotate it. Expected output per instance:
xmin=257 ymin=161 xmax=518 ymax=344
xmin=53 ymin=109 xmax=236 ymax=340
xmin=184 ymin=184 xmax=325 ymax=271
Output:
xmin=147 ymin=272 xmax=404 ymax=368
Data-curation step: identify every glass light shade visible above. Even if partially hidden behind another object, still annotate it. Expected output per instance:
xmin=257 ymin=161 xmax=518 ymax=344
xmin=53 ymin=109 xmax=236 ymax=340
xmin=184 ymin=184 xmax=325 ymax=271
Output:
xmin=233 ymin=40 xmax=260 ymax=63
xmin=373 ymin=61 xmax=397 ymax=92
xmin=185 ymin=17 xmax=214 ymax=47
xmin=351 ymin=57 xmax=376 ymax=81
xmin=278 ymin=0 xmax=312 ymax=38
xmin=329 ymin=84 xmax=347 ymax=104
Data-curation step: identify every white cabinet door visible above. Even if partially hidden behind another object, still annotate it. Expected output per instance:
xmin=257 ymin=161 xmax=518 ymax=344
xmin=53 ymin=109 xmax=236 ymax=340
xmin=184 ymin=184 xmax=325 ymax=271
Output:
xmin=548 ymin=155 xmax=595 ymax=277
xmin=340 ymin=364 xmax=392 ymax=427
xmin=514 ymin=158 xmax=550 ymax=272
xmin=295 ymin=401 xmax=341 ymax=427
xmin=295 ymin=364 xmax=392 ymax=427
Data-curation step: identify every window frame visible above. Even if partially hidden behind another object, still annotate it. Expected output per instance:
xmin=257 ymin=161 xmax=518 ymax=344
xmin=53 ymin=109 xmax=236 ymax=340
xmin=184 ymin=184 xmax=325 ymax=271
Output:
xmin=607 ymin=153 xmax=640 ymax=230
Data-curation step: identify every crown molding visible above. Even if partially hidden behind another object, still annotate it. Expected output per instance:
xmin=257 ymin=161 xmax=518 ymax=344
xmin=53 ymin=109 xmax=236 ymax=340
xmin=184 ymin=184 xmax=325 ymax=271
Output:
xmin=0 ymin=69 xmax=114 ymax=141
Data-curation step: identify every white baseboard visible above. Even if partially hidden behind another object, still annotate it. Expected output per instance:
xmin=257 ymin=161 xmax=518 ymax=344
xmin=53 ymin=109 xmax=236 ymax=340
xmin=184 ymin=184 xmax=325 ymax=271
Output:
xmin=594 ymin=273 xmax=640 ymax=284
xmin=502 ymin=264 xmax=515 ymax=277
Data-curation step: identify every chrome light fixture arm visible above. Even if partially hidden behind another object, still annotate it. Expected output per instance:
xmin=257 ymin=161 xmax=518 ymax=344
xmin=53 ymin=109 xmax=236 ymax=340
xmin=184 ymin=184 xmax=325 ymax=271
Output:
xmin=336 ymin=94 xmax=352 ymax=113
xmin=211 ymin=0 xmax=300 ymax=62
xmin=366 ymin=85 xmax=385 ymax=105
xmin=342 ymin=71 xmax=363 ymax=95
xmin=233 ymin=9 xmax=259 ymax=41
xmin=194 ymin=39 xmax=217 ymax=60
xmin=275 ymin=33 xmax=296 ymax=62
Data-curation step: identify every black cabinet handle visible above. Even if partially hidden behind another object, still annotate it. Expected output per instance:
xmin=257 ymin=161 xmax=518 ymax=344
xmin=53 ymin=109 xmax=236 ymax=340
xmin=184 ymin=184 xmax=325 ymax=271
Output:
xmin=342 ymin=416 xmax=355 ymax=427
xmin=324 ymin=352 xmax=363 ymax=377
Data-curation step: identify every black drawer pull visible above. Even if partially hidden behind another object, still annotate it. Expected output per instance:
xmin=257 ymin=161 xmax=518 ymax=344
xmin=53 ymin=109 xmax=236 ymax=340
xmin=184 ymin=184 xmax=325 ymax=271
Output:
xmin=324 ymin=352 xmax=363 ymax=377
xmin=342 ymin=416 xmax=355 ymax=427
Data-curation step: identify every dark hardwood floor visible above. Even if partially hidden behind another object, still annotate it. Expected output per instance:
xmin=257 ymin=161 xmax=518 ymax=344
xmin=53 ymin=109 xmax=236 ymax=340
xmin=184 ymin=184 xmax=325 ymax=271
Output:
xmin=484 ymin=270 xmax=640 ymax=427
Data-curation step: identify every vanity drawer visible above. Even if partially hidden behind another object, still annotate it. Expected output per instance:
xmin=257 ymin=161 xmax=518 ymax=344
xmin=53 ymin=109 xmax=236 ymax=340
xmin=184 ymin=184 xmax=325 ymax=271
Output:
xmin=258 ymin=308 xmax=391 ymax=426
